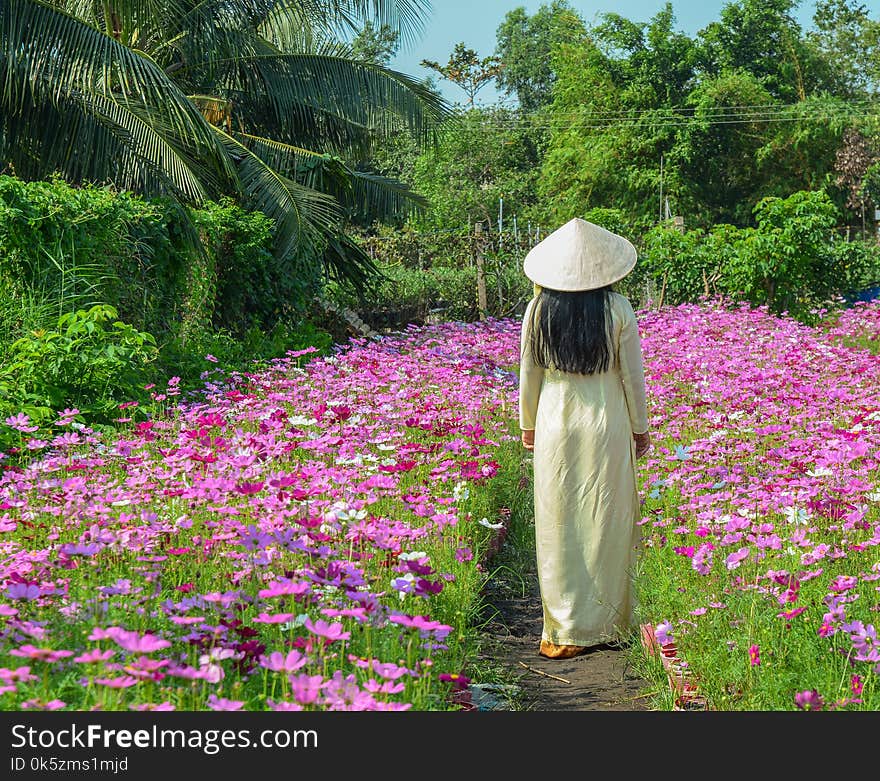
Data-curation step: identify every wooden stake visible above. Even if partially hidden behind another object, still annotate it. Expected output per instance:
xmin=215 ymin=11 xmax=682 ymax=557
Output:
xmin=474 ymin=222 xmax=488 ymax=320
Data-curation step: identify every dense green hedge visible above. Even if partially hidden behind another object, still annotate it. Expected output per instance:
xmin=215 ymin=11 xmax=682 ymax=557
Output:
xmin=0 ymin=175 xmax=331 ymax=458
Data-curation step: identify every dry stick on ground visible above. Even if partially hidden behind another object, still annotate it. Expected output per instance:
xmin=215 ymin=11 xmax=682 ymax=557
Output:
xmin=518 ymin=661 xmax=571 ymax=684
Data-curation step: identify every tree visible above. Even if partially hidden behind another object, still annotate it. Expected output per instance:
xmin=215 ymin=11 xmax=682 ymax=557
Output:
xmin=421 ymin=43 xmax=502 ymax=107
xmin=0 ymin=0 xmax=451 ymax=290
xmin=536 ymin=4 xmax=700 ymax=230
xmin=408 ymin=107 xmax=541 ymax=230
xmin=351 ymin=20 xmax=400 ymax=66
xmin=697 ymin=0 xmax=839 ymax=102
xmin=493 ymin=1 xmax=588 ymax=112
xmin=808 ymin=0 xmax=880 ymax=96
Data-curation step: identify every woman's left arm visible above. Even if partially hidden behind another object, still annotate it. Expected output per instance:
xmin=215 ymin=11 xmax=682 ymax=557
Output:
xmin=519 ymin=298 xmax=543 ymax=446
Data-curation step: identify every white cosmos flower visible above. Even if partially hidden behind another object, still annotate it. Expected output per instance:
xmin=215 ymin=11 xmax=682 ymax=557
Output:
xmin=782 ymin=506 xmax=811 ymax=525
xmin=867 ymin=490 xmax=880 ymax=502
xmin=807 ymin=467 xmax=833 ymax=478
xmin=398 ymin=551 xmax=428 ymax=562
xmin=287 ymin=415 xmax=317 ymax=426
xmin=478 ymin=517 xmax=505 ymax=530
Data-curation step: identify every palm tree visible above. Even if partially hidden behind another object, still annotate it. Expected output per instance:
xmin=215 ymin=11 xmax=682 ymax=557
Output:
xmin=0 ymin=0 xmax=450 ymax=289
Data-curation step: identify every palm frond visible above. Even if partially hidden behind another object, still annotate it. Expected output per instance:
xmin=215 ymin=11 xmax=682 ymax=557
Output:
xmin=233 ymin=131 xmax=425 ymax=221
xmin=212 ymin=51 xmax=450 ymax=146
xmin=212 ymin=127 xmax=341 ymax=260
xmin=1 ymin=0 xmax=235 ymax=188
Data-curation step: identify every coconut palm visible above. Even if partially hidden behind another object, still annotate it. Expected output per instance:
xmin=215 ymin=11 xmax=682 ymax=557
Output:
xmin=0 ymin=0 xmax=450 ymax=288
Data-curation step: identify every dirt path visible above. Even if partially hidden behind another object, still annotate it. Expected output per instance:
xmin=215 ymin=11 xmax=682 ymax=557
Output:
xmin=474 ymin=547 xmax=654 ymax=712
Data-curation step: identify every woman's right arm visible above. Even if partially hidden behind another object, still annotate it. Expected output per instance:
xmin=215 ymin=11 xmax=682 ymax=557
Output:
xmin=616 ymin=296 xmax=650 ymax=454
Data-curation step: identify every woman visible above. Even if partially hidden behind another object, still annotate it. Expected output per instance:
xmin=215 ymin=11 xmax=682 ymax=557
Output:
xmin=519 ymin=217 xmax=651 ymax=660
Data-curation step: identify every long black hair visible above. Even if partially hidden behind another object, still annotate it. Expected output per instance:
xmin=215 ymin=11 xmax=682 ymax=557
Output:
xmin=528 ymin=286 xmax=613 ymax=374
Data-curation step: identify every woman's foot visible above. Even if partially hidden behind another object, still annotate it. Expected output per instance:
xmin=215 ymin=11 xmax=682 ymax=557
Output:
xmin=539 ymin=639 xmax=587 ymax=659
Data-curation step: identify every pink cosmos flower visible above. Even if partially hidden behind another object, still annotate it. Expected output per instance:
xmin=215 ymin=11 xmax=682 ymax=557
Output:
xmin=259 ymin=650 xmax=308 ymax=674
xmin=267 ymin=699 xmax=304 ymax=711
xmin=252 ymin=612 xmax=295 ymax=624
xmin=289 ymin=673 xmax=325 ymax=705
xmin=654 ymin=621 xmax=674 ymax=646
xmin=109 ymin=630 xmax=170 ymax=654
xmin=258 ymin=580 xmax=310 ymax=599
xmin=304 ymin=618 xmax=351 ymax=642
xmin=725 ymin=547 xmax=751 ymax=570
xmin=0 ymin=666 xmax=37 ymax=683
xmin=21 ymin=699 xmax=66 ymax=710
xmin=207 ymin=694 xmax=245 ymax=711
xmin=9 ymin=645 xmax=73 ymax=663
xmin=74 ymin=649 xmax=115 ymax=664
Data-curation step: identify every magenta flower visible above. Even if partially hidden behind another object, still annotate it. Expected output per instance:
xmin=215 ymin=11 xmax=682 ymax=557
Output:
xmin=267 ymin=699 xmax=304 ymax=711
xmin=252 ymin=612 xmax=295 ymax=624
xmin=748 ymin=645 xmax=761 ymax=666
xmin=4 ymin=413 xmax=39 ymax=433
xmin=6 ymin=583 xmax=40 ymax=601
xmin=852 ymin=675 xmax=863 ymax=696
xmin=109 ymin=630 xmax=170 ymax=654
xmin=725 ymin=547 xmax=751 ymax=570
xmin=21 ymin=699 xmax=66 ymax=710
xmin=794 ymin=689 xmax=824 ymax=711
xmin=439 ymin=672 xmax=471 ymax=691
xmin=94 ymin=676 xmax=139 ymax=689
xmin=74 ymin=649 xmax=115 ymax=664
xmin=258 ymin=580 xmax=310 ymax=599
xmin=0 ymin=666 xmax=37 ymax=683
xmin=130 ymin=702 xmax=175 ymax=711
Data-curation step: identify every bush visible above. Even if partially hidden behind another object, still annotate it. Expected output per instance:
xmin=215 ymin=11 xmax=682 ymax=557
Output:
xmin=327 ymin=262 xmax=533 ymax=328
xmin=0 ymin=304 xmax=158 ymax=455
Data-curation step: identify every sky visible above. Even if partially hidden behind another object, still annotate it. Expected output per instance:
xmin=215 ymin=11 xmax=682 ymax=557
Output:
xmin=388 ymin=0 xmax=880 ymax=105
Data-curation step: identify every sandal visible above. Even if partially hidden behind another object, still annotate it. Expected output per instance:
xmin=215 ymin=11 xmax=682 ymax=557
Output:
xmin=539 ymin=639 xmax=587 ymax=659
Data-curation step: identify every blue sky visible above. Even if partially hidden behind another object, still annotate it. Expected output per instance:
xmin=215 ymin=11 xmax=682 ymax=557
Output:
xmin=388 ymin=0 xmax=880 ymax=105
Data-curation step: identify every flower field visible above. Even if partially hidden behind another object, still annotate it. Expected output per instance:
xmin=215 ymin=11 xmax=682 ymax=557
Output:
xmin=2 ymin=297 xmax=880 ymax=711
xmin=0 ymin=321 xmax=525 ymax=711
xmin=637 ymin=299 xmax=880 ymax=710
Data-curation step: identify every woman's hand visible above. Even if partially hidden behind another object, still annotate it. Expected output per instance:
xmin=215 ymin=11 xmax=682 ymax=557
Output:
xmin=634 ymin=431 xmax=651 ymax=459
xmin=521 ymin=429 xmax=535 ymax=451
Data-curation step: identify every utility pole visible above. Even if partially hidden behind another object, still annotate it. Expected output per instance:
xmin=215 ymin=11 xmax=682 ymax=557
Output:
xmin=659 ymin=154 xmax=664 ymax=223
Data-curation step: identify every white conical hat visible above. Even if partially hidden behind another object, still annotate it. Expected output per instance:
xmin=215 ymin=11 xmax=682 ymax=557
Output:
xmin=523 ymin=218 xmax=637 ymax=291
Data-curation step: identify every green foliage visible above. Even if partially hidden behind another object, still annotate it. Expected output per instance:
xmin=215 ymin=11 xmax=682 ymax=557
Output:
xmin=190 ymin=198 xmax=321 ymax=338
xmin=327 ymin=262 xmax=532 ymax=326
xmin=493 ymin=1 xmax=588 ymax=112
xmin=155 ymin=317 xmax=333 ymax=395
xmin=408 ymin=107 xmax=542 ymax=231
xmin=0 ymin=0 xmax=450 ymax=290
xmin=0 ymin=304 xmax=157 ymax=453
xmin=638 ymin=189 xmax=880 ymax=321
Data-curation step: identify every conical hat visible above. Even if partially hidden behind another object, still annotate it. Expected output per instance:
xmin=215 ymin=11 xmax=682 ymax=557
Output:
xmin=523 ymin=218 xmax=637 ymax=291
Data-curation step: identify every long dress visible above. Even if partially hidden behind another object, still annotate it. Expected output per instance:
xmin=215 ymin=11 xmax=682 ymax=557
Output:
xmin=518 ymin=291 xmax=649 ymax=647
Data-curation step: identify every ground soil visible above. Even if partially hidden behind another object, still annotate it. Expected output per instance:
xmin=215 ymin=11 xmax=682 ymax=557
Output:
xmin=475 ymin=552 xmax=655 ymax=712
